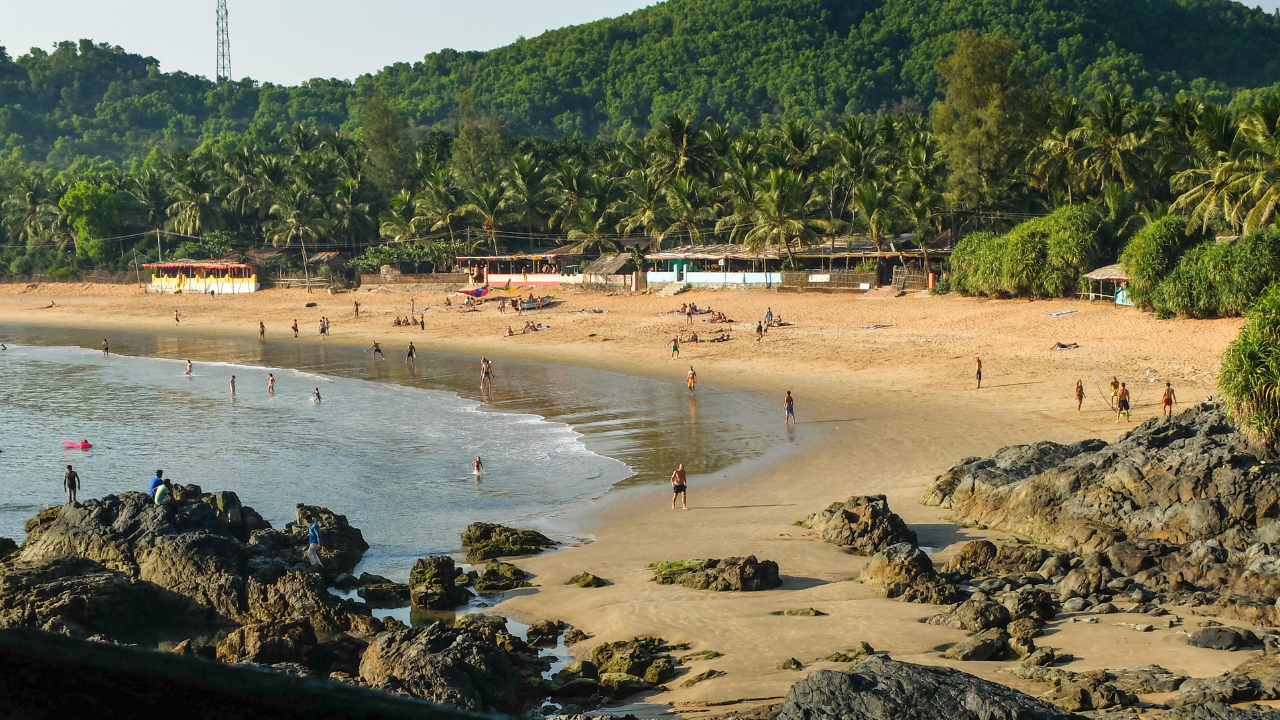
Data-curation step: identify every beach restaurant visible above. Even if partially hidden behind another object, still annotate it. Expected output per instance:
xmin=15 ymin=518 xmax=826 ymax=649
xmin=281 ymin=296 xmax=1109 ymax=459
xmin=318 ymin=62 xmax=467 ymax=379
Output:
xmin=144 ymin=260 xmax=260 ymax=294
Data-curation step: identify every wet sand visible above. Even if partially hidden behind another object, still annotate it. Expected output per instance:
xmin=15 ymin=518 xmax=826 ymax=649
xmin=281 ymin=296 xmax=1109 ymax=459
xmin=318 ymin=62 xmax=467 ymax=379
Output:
xmin=0 ymin=283 xmax=1249 ymax=708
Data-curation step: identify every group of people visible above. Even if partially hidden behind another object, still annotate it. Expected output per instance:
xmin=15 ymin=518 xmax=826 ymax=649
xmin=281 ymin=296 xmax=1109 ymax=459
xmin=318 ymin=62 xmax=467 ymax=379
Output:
xmin=504 ymin=320 xmax=547 ymax=336
xmin=392 ymin=315 xmax=424 ymax=328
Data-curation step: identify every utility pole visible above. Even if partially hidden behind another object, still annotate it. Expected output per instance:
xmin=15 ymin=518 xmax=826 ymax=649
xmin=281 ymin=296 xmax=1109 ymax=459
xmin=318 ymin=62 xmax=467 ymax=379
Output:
xmin=216 ymin=0 xmax=231 ymax=83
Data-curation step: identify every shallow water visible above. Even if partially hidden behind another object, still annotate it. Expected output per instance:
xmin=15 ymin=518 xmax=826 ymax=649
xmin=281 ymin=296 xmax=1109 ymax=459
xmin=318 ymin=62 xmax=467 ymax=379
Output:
xmin=0 ymin=324 xmax=781 ymax=582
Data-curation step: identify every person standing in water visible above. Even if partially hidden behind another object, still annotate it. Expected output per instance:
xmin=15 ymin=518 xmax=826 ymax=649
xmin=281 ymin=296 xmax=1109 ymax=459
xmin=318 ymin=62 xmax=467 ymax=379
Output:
xmin=784 ymin=391 xmax=795 ymax=425
xmin=1075 ymin=380 xmax=1085 ymax=413
xmin=1162 ymin=382 xmax=1177 ymax=417
xmin=307 ymin=516 xmax=323 ymax=566
xmin=687 ymin=366 xmax=697 ymax=393
xmin=313 ymin=388 xmax=322 ymax=402
xmin=292 ymin=319 xmax=298 ymax=338
xmin=102 ymin=339 xmax=109 ymax=357
xmin=259 ymin=321 xmax=265 ymax=340
xmin=1116 ymin=383 xmax=1131 ymax=423
xmin=406 ymin=342 xmax=417 ymax=362
xmin=670 ymin=463 xmax=688 ymax=510
xmin=63 ymin=465 xmax=80 ymax=505
xmin=480 ymin=357 xmax=493 ymax=392
xmin=473 ymin=456 xmax=483 ymax=474
xmin=185 ymin=360 xmax=192 ymax=376
xmin=974 ymin=357 xmax=982 ymax=389
xmin=268 ymin=374 xmax=275 ymax=394
xmin=367 ymin=341 xmax=385 ymax=359
xmin=229 ymin=375 xmax=236 ymax=395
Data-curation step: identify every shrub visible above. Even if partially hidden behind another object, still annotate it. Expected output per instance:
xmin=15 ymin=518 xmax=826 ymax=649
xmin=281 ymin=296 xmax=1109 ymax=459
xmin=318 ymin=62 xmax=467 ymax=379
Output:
xmin=1152 ymin=230 xmax=1280 ymax=318
xmin=1219 ymin=282 xmax=1280 ymax=447
xmin=1120 ymin=216 xmax=1196 ymax=309
xmin=950 ymin=205 xmax=1102 ymax=298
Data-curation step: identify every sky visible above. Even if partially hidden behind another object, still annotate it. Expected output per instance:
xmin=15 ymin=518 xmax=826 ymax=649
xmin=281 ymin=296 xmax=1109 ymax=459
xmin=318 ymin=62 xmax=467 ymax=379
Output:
xmin=0 ymin=0 xmax=656 ymax=85
xmin=3 ymin=0 xmax=1278 ymax=86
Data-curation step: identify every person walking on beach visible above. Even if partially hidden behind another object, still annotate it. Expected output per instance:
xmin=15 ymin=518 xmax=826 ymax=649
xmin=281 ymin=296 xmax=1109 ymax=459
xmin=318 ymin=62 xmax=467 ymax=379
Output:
xmin=1116 ymin=383 xmax=1131 ymax=423
xmin=974 ymin=357 xmax=982 ymax=389
xmin=670 ymin=463 xmax=688 ymax=510
xmin=670 ymin=335 xmax=681 ymax=358
xmin=406 ymin=342 xmax=416 ymax=362
xmin=1075 ymin=380 xmax=1085 ymax=413
xmin=259 ymin=321 xmax=265 ymax=340
xmin=185 ymin=360 xmax=192 ymax=376
xmin=367 ymin=341 xmax=385 ymax=359
xmin=687 ymin=366 xmax=697 ymax=393
xmin=784 ymin=391 xmax=795 ymax=425
xmin=102 ymin=339 xmax=109 ymax=357
xmin=174 ymin=310 xmax=180 ymax=325
xmin=685 ymin=305 xmax=694 ymax=325
xmin=1162 ymin=382 xmax=1177 ymax=417
xmin=268 ymin=374 xmax=275 ymax=394
xmin=765 ymin=306 xmax=773 ymax=330
xmin=229 ymin=375 xmax=236 ymax=395
xmin=292 ymin=319 xmax=298 ymax=338
xmin=480 ymin=357 xmax=493 ymax=391
xmin=63 ymin=465 xmax=80 ymax=505
xmin=313 ymin=388 xmax=322 ymax=402
xmin=1109 ymin=376 xmax=1120 ymax=408
xmin=354 ymin=300 xmax=360 ymax=317
xmin=307 ymin=516 xmax=323 ymax=566
xmin=756 ymin=321 xmax=763 ymax=341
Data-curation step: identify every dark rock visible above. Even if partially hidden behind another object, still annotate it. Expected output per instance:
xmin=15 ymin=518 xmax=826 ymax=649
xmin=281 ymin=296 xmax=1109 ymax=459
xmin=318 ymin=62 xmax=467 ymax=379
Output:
xmin=927 ymin=599 xmax=1011 ymax=632
xmin=1007 ymin=618 xmax=1044 ymax=639
xmin=408 ymin=556 xmax=472 ymax=609
xmin=550 ymin=677 xmax=601 ymax=698
xmin=682 ymin=669 xmax=727 ymax=687
xmin=1039 ymin=676 xmax=1136 ymax=712
xmin=1008 ymin=636 xmax=1036 ymax=659
xmin=1108 ymin=665 xmax=1186 ymax=694
xmin=564 ymin=628 xmax=589 ymax=645
xmin=776 ymin=659 xmax=1077 ymax=720
xmin=356 ymin=582 xmax=410 ymax=608
xmin=861 ymin=543 xmax=958 ymax=604
xmin=244 ymin=570 xmax=361 ymax=634
xmin=1003 ymin=587 xmax=1058 ymax=622
xmin=682 ymin=650 xmax=725 ymax=662
xmin=288 ymin=504 xmax=368 ymax=575
xmin=526 ymin=620 xmax=564 ymax=647
xmin=1189 ymin=626 xmax=1257 ymax=650
xmin=460 ymin=523 xmax=555 ymax=562
xmin=945 ymin=628 xmax=1009 ymax=661
xmin=566 ymin=571 xmax=608 ymax=587
xmin=474 ymin=559 xmax=532 ymax=593
xmin=591 ymin=636 xmax=674 ymax=680
xmin=597 ymin=672 xmax=655 ymax=698
xmin=359 ymin=622 xmax=521 ymax=712
xmin=345 ymin=613 xmax=385 ymax=637
xmin=1166 ymin=703 xmax=1280 ymax=720
xmin=645 ymin=655 xmax=675 ymax=683
xmin=779 ymin=657 xmax=804 ymax=670
xmin=650 ymin=556 xmax=782 ymax=591
xmin=554 ymin=659 xmax=599 ymax=682
xmin=0 ymin=537 xmax=18 ymax=561
xmin=1169 ymin=674 xmax=1259 ymax=707
xmin=944 ymin=540 xmax=998 ymax=576
xmin=453 ymin=614 xmax=508 ymax=640
xmin=170 ymin=638 xmax=216 ymax=658
xmin=797 ymin=495 xmax=917 ymax=555
xmin=332 ymin=573 xmax=359 ymax=590
xmin=216 ymin=619 xmax=317 ymax=665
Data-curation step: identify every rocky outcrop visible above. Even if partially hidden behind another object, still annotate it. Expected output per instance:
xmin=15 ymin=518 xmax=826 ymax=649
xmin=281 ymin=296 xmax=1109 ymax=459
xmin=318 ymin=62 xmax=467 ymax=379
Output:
xmin=1038 ymin=675 xmax=1136 ymax=712
xmin=591 ymin=636 xmax=676 ymax=685
xmin=1168 ymin=652 xmax=1280 ymax=708
xmin=775 ymin=659 xmax=1077 ymax=720
xmin=566 ymin=571 xmax=607 ymax=588
xmin=358 ymin=622 xmax=522 ymax=712
xmin=0 ymin=537 xmax=18 ymax=561
xmin=14 ymin=490 xmax=368 ymax=629
xmin=649 ymin=557 xmax=782 ymax=591
xmin=408 ymin=556 xmax=472 ymax=609
xmin=216 ymin=619 xmax=317 ymax=665
xmin=1188 ymin=626 xmax=1264 ymax=651
xmin=922 ymin=406 xmax=1278 ymax=553
xmin=526 ymin=620 xmax=564 ymax=647
xmin=461 ymin=523 xmax=555 ymax=562
xmin=474 ymin=560 xmax=532 ymax=593
xmin=860 ymin=543 xmax=958 ymax=604
xmin=798 ymin=495 xmax=917 ymax=555
xmin=1166 ymin=703 xmax=1280 ymax=719
xmin=945 ymin=628 xmax=1010 ymax=661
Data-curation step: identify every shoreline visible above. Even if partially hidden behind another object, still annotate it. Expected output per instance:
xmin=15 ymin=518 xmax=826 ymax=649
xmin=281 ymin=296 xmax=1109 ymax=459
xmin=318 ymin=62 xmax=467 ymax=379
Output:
xmin=0 ymin=284 xmax=1252 ymax=709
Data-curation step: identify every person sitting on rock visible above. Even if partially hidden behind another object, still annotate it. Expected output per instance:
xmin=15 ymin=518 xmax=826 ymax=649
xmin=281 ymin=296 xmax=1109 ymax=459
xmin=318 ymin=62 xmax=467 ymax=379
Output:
xmin=307 ymin=516 xmax=324 ymax=567
xmin=154 ymin=478 xmax=175 ymax=505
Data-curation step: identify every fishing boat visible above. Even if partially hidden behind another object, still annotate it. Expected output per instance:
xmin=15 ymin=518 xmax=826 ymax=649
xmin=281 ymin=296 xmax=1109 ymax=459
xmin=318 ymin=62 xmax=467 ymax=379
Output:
xmin=518 ymin=295 xmax=555 ymax=311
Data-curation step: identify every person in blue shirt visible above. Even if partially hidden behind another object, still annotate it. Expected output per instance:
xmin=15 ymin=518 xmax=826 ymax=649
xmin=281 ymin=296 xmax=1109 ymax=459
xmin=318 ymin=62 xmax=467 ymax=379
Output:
xmin=306 ymin=517 xmax=323 ymax=567
xmin=148 ymin=470 xmax=165 ymax=498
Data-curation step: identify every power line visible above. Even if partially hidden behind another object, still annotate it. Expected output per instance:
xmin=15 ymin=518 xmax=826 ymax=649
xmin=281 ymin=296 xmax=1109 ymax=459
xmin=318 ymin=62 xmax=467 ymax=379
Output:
xmin=216 ymin=0 xmax=231 ymax=83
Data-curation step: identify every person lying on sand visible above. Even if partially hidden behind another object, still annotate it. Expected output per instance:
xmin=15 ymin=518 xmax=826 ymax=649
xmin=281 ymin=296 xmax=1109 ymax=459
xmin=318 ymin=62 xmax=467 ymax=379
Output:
xmin=1051 ymin=341 xmax=1079 ymax=349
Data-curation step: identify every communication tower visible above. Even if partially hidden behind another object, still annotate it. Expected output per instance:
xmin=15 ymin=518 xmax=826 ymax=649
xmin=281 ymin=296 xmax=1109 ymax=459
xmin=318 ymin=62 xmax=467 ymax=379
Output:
xmin=216 ymin=0 xmax=231 ymax=83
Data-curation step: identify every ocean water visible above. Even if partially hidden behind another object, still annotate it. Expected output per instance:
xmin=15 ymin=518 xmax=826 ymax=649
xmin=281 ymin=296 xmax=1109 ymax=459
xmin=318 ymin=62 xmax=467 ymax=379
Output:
xmin=0 ymin=324 xmax=781 ymax=582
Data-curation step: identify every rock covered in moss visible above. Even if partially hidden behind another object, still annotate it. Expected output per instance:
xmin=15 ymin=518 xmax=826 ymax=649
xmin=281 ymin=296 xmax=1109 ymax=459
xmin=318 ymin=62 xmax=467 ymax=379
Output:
xmin=474 ymin=559 xmax=532 ymax=593
xmin=566 ymin=571 xmax=607 ymax=587
xmin=591 ymin=635 xmax=675 ymax=681
xmin=356 ymin=582 xmax=409 ymax=608
xmin=526 ymin=620 xmax=565 ymax=647
xmin=780 ymin=657 xmax=804 ymax=670
xmin=682 ymin=669 xmax=727 ymax=687
xmin=408 ymin=556 xmax=472 ymax=609
xmin=649 ymin=556 xmax=782 ymax=591
xmin=461 ymin=523 xmax=555 ymax=562
xmin=780 ymin=608 xmax=827 ymax=616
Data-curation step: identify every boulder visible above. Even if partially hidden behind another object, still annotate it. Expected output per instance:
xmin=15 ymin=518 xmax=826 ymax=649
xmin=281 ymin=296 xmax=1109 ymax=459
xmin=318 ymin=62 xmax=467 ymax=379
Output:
xmin=1007 ymin=618 xmax=1044 ymax=639
xmin=356 ymin=582 xmax=410 ymax=608
xmin=358 ymin=623 xmax=521 ymax=712
xmin=943 ymin=541 xmax=998 ymax=576
xmin=591 ymin=636 xmax=674 ymax=679
xmin=1039 ymin=676 xmax=1136 ymax=712
xmin=861 ymin=543 xmax=958 ymax=605
xmin=926 ymin=600 xmax=1011 ymax=632
xmin=780 ymin=657 xmax=804 ymax=670
xmin=526 ymin=620 xmax=564 ymax=647
xmin=460 ymin=523 xmax=555 ymax=562
xmin=1166 ymin=703 xmax=1280 ymax=720
xmin=564 ymin=628 xmax=588 ymax=645
xmin=408 ymin=556 xmax=472 ymax=609
xmin=644 ymin=655 xmax=675 ymax=683
xmin=1169 ymin=675 xmax=1259 ymax=707
xmin=597 ymin=672 xmax=655 ymax=698
xmin=682 ymin=669 xmax=727 ymax=688
xmin=170 ymin=638 xmax=216 ymax=658
xmin=216 ymin=619 xmax=317 ymax=665
xmin=566 ymin=572 xmax=607 ymax=588
xmin=1003 ymin=587 xmax=1058 ymax=622
xmin=1189 ymin=626 xmax=1258 ymax=650
xmin=289 ymin=504 xmax=369 ymax=575
xmin=775 ymin=659 xmax=1077 ymax=720
xmin=474 ymin=560 xmax=532 ymax=593
xmin=650 ymin=556 xmax=782 ymax=592
xmin=944 ymin=628 xmax=1009 ymax=661
xmin=797 ymin=495 xmax=918 ymax=555
xmin=0 ymin=537 xmax=18 ymax=561
xmin=1107 ymin=665 xmax=1186 ymax=694
xmin=244 ymin=570 xmax=362 ymax=635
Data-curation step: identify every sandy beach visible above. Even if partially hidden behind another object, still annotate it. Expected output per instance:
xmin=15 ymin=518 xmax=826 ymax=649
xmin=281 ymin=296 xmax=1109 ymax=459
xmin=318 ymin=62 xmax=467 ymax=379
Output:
xmin=0 ymin=282 xmax=1250 ymax=710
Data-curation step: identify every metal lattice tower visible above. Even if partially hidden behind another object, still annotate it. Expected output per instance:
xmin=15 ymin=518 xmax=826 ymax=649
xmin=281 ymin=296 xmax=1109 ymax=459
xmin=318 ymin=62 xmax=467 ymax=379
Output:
xmin=216 ymin=0 xmax=231 ymax=83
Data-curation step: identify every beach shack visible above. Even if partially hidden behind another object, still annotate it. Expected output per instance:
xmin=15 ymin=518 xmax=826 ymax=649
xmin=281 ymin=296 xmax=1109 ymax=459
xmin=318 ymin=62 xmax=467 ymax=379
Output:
xmin=1082 ymin=264 xmax=1133 ymax=306
xmin=144 ymin=260 xmax=260 ymax=294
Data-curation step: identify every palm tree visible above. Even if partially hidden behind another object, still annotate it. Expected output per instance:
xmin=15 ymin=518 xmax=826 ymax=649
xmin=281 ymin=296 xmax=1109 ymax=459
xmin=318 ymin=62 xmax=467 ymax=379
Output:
xmin=1030 ymin=97 xmax=1085 ymax=203
xmin=329 ymin=179 xmax=374 ymax=242
xmin=167 ymin=167 xmax=221 ymax=238
xmin=613 ymin=171 xmax=669 ymax=238
xmin=2 ymin=175 xmax=50 ymax=248
xmin=503 ymin=154 xmax=552 ymax=245
xmin=548 ymin=159 xmax=591 ymax=231
xmin=767 ymin=120 xmax=822 ymax=172
xmin=378 ymin=191 xmax=420 ymax=244
xmin=660 ymin=176 xmax=717 ymax=247
xmin=850 ymin=179 xmax=897 ymax=253
xmin=460 ymin=182 xmax=509 ymax=256
xmin=1230 ymin=94 xmax=1280 ymax=233
xmin=421 ymin=169 xmax=464 ymax=242
xmin=1069 ymin=94 xmax=1153 ymax=197
xmin=566 ymin=174 xmax=622 ymax=255
xmin=649 ymin=113 xmax=711 ymax=182
xmin=717 ymin=168 xmax=822 ymax=267
xmin=266 ymin=185 xmax=331 ymax=290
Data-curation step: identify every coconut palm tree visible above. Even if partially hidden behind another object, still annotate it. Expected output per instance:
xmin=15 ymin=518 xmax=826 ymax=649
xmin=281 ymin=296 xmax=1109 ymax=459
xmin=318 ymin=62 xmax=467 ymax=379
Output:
xmin=266 ymin=185 xmax=331 ymax=290
xmin=2 ymin=174 xmax=50 ymax=248
xmin=649 ymin=113 xmax=711 ymax=182
xmin=460 ymin=182 xmax=509 ymax=256
xmin=1069 ymin=94 xmax=1153 ymax=196
xmin=613 ymin=171 xmax=669 ymax=238
xmin=167 ymin=167 xmax=221 ymax=238
xmin=329 ymin=179 xmax=374 ymax=242
xmin=850 ymin=179 xmax=897 ymax=253
xmin=503 ymin=153 xmax=552 ymax=245
xmin=717 ymin=168 xmax=822 ymax=267
xmin=421 ymin=169 xmax=465 ymax=242
xmin=660 ymin=176 xmax=717 ymax=247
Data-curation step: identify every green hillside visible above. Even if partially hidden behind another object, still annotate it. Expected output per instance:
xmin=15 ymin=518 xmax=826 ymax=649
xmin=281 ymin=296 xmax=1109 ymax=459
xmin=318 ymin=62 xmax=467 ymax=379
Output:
xmin=2 ymin=0 xmax=1280 ymax=166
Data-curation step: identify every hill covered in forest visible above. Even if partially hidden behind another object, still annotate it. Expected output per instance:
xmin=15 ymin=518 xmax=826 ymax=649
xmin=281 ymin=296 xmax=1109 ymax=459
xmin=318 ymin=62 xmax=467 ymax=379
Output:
xmin=3 ymin=0 xmax=1280 ymax=166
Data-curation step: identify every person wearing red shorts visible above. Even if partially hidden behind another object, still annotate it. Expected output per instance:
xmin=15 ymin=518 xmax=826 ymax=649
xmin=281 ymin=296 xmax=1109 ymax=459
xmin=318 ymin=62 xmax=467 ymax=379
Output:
xmin=1162 ymin=382 xmax=1177 ymax=417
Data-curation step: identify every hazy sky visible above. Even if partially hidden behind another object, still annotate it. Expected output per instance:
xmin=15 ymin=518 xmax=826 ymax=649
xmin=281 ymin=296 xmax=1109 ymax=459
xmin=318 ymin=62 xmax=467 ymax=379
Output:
xmin=1 ymin=1 xmax=656 ymax=85
xmin=3 ymin=0 xmax=1278 ymax=86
